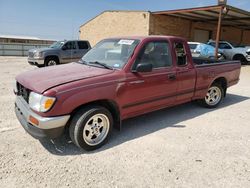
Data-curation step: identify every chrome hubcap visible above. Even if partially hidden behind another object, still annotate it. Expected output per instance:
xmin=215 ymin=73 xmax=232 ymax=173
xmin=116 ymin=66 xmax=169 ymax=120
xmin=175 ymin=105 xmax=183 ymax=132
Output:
xmin=48 ymin=60 xmax=56 ymax=66
xmin=205 ymin=86 xmax=221 ymax=106
xmin=83 ymin=114 xmax=110 ymax=146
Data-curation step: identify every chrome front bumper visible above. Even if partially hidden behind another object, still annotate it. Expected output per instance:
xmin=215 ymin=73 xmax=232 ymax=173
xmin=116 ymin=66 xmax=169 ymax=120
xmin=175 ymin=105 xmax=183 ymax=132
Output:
xmin=246 ymin=55 xmax=250 ymax=62
xmin=27 ymin=57 xmax=44 ymax=65
xmin=15 ymin=96 xmax=70 ymax=139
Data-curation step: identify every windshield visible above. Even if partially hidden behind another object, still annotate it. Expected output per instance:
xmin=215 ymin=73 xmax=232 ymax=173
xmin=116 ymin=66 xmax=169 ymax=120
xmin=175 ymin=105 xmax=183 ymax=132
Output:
xmin=189 ymin=43 xmax=198 ymax=50
xmin=81 ymin=39 xmax=140 ymax=69
xmin=49 ymin=41 xmax=65 ymax=49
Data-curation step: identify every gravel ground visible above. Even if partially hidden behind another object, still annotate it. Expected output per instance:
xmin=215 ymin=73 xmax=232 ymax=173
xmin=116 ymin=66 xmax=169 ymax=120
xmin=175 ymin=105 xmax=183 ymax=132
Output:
xmin=0 ymin=56 xmax=250 ymax=188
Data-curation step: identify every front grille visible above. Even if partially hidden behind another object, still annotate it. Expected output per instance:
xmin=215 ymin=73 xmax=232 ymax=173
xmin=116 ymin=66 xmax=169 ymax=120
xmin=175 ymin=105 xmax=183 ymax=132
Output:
xmin=17 ymin=82 xmax=30 ymax=103
xmin=28 ymin=52 xmax=34 ymax=58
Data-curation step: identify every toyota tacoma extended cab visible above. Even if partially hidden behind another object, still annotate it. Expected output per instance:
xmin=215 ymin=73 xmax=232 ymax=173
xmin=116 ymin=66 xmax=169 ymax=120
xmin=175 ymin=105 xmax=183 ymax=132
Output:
xmin=28 ymin=40 xmax=91 ymax=67
xmin=15 ymin=36 xmax=241 ymax=151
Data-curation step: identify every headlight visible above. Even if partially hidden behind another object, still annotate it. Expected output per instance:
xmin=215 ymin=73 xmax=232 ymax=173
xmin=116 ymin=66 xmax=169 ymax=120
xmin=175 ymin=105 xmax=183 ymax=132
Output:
xmin=29 ymin=92 xmax=56 ymax=112
xmin=34 ymin=51 xmax=43 ymax=58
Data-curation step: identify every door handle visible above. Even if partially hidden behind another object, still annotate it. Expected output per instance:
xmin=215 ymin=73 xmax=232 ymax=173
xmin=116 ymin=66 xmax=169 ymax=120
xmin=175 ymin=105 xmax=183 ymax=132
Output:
xmin=168 ymin=74 xmax=176 ymax=80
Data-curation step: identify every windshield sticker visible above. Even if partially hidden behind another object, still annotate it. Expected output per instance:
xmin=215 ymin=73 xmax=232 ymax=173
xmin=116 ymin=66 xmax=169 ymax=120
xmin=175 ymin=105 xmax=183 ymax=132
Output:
xmin=118 ymin=40 xmax=134 ymax=45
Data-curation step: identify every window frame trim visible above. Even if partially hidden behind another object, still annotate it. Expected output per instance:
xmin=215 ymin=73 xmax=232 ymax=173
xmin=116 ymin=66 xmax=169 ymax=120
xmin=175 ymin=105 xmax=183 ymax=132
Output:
xmin=131 ymin=40 xmax=174 ymax=71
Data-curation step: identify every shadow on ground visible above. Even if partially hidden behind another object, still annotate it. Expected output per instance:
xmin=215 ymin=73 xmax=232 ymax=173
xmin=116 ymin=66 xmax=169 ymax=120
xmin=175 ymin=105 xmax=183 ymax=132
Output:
xmin=39 ymin=93 xmax=249 ymax=155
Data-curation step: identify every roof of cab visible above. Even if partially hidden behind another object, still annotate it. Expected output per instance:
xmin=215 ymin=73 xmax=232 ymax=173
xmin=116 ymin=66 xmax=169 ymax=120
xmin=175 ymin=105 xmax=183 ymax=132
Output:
xmin=107 ymin=35 xmax=186 ymax=41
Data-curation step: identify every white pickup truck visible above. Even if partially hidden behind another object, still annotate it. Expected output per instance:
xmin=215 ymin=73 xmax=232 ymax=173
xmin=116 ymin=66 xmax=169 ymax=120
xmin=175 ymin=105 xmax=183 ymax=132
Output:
xmin=208 ymin=40 xmax=250 ymax=64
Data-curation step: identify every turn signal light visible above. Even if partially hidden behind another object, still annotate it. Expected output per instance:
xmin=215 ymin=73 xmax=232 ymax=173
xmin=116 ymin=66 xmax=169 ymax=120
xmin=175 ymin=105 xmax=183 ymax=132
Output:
xmin=44 ymin=98 xmax=55 ymax=110
xmin=29 ymin=115 xmax=39 ymax=126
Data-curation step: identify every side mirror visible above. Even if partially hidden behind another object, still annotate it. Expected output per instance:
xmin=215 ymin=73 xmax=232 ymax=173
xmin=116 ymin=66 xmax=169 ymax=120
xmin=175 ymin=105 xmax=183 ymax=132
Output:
xmin=135 ymin=63 xmax=153 ymax=73
xmin=61 ymin=46 xmax=67 ymax=50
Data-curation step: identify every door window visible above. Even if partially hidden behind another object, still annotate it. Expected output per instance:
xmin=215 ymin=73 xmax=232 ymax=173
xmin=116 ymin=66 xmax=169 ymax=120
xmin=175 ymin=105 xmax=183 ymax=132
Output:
xmin=219 ymin=43 xmax=232 ymax=49
xmin=134 ymin=41 xmax=172 ymax=69
xmin=64 ymin=41 xmax=76 ymax=50
xmin=175 ymin=42 xmax=187 ymax=66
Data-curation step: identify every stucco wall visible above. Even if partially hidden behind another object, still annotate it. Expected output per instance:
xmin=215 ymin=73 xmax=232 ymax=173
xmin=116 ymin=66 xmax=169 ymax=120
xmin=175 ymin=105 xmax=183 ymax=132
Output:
xmin=79 ymin=11 xmax=150 ymax=46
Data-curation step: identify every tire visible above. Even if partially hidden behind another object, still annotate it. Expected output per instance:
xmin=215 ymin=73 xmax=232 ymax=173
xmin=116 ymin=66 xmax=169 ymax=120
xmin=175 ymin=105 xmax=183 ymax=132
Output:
xmin=198 ymin=83 xmax=224 ymax=108
xmin=45 ymin=57 xmax=59 ymax=66
xmin=69 ymin=106 xmax=113 ymax=151
xmin=233 ymin=55 xmax=247 ymax=65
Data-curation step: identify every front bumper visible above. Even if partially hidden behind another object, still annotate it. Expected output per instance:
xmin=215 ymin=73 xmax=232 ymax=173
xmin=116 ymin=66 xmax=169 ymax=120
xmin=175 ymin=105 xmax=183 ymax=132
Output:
xmin=15 ymin=96 xmax=70 ymax=139
xmin=28 ymin=57 xmax=44 ymax=66
xmin=246 ymin=55 xmax=250 ymax=62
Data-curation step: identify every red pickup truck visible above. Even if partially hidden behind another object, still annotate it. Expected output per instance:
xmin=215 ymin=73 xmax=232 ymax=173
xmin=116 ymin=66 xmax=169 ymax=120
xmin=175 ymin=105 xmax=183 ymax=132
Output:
xmin=14 ymin=36 xmax=241 ymax=151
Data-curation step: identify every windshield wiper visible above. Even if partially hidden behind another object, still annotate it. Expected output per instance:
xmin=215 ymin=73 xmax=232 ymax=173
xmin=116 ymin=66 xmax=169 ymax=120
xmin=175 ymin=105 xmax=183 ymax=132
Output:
xmin=88 ymin=61 xmax=113 ymax=70
xmin=78 ymin=59 xmax=88 ymax=65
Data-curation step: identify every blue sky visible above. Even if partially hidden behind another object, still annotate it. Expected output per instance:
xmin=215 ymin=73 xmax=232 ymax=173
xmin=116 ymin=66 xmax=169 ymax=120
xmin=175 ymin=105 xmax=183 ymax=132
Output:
xmin=0 ymin=0 xmax=249 ymax=40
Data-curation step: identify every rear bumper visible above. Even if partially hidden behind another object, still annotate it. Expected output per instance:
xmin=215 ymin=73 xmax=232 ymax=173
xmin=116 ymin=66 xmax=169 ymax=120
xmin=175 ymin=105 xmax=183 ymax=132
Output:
xmin=15 ymin=96 xmax=70 ymax=139
xmin=28 ymin=57 xmax=44 ymax=66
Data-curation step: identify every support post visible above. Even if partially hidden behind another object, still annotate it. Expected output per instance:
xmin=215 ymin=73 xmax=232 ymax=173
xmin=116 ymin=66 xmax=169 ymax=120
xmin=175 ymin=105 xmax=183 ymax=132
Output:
xmin=215 ymin=6 xmax=223 ymax=59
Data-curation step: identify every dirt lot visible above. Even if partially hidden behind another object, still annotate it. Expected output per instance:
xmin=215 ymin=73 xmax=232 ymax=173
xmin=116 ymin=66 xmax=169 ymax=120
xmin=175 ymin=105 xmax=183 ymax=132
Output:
xmin=0 ymin=56 xmax=250 ymax=188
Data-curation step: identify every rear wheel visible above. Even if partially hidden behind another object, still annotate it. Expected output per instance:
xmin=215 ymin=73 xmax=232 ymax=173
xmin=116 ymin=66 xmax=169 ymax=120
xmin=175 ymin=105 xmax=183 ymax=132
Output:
xmin=69 ymin=106 xmax=113 ymax=151
xmin=199 ymin=83 xmax=224 ymax=108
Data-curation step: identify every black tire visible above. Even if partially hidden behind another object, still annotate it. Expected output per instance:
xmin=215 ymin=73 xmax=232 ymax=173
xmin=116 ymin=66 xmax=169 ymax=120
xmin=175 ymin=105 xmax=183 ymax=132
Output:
xmin=45 ymin=57 xmax=59 ymax=66
xmin=198 ymin=83 xmax=224 ymax=108
xmin=69 ymin=106 xmax=113 ymax=151
xmin=233 ymin=55 xmax=247 ymax=65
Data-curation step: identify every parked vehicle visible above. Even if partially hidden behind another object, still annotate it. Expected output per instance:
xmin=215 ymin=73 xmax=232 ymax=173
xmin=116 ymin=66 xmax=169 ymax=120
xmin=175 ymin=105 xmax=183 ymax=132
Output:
xmin=15 ymin=36 xmax=241 ymax=151
xmin=28 ymin=40 xmax=91 ymax=67
xmin=207 ymin=40 xmax=250 ymax=64
xmin=188 ymin=42 xmax=224 ymax=59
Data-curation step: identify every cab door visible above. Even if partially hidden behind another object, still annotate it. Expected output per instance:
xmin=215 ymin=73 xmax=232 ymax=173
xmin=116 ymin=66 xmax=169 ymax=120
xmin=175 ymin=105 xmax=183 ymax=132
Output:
xmin=61 ymin=41 xmax=78 ymax=63
xmin=173 ymin=40 xmax=196 ymax=103
xmin=119 ymin=40 xmax=177 ymax=118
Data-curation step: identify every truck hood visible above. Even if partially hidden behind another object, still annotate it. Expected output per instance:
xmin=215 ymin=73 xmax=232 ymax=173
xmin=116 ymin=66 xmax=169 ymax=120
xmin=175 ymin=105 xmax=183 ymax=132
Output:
xmin=29 ymin=47 xmax=58 ymax=53
xmin=233 ymin=47 xmax=250 ymax=54
xmin=16 ymin=63 xmax=114 ymax=93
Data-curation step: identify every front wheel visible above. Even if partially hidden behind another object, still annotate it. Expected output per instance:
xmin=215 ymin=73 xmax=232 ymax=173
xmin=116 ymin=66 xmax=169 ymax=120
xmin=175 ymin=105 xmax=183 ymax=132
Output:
xmin=69 ymin=106 xmax=113 ymax=151
xmin=199 ymin=83 xmax=224 ymax=108
xmin=45 ymin=57 xmax=59 ymax=66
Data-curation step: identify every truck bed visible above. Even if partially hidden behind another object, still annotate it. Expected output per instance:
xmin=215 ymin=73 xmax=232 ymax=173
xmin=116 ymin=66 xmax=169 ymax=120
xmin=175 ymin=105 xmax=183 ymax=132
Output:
xmin=193 ymin=57 xmax=240 ymax=67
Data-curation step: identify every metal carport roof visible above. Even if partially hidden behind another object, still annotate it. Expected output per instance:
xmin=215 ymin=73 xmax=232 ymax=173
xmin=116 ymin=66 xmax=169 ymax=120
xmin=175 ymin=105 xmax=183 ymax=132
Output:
xmin=152 ymin=5 xmax=250 ymax=30
xmin=152 ymin=4 xmax=250 ymax=58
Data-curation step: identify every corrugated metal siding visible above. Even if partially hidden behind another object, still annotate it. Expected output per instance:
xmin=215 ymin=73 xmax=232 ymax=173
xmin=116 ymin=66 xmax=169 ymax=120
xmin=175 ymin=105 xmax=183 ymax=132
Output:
xmin=0 ymin=43 xmax=50 ymax=56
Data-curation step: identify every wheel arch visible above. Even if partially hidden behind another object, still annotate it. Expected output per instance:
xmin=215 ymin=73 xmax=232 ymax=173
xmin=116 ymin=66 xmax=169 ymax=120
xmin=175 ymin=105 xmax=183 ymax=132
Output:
xmin=233 ymin=53 xmax=246 ymax=61
xmin=67 ymin=99 xmax=121 ymax=131
xmin=210 ymin=77 xmax=227 ymax=97
xmin=44 ymin=55 xmax=60 ymax=64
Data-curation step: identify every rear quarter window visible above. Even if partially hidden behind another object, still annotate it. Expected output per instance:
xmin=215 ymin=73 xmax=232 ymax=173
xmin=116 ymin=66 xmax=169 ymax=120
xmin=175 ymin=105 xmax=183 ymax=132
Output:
xmin=78 ymin=41 xmax=89 ymax=49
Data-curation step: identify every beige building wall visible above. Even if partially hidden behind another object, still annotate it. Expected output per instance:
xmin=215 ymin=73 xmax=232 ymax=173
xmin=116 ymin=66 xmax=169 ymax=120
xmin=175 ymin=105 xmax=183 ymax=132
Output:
xmin=80 ymin=11 xmax=150 ymax=46
xmin=150 ymin=15 xmax=250 ymax=45
xmin=149 ymin=15 xmax=192 ymax=40
xmin=242 ymin=30 xmax=250 ymax=44
xmin=80 ymin=11 xmax=250 ymax=46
